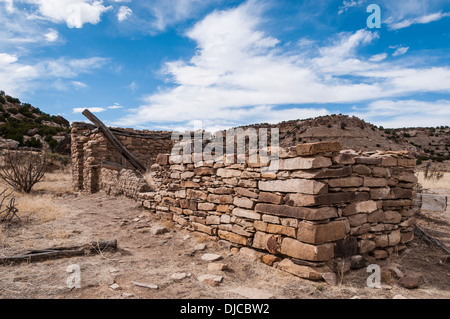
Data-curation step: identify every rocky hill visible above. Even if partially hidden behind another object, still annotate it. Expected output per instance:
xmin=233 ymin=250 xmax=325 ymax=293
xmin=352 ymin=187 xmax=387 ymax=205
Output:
xmin=240 ymin=114 xmax=450 ymax=169
xmin=0 ymin=91 xmax=70 ymax=154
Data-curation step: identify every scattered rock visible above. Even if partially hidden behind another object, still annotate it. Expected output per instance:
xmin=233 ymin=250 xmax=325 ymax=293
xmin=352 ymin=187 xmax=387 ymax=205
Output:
xmin=171 ymin=272 xmax=188 ymax=281
xmin=131 ymin=281 xmax=159 ymax=289
xmin=218 ymin=240 xmax=233 ymax=250
xmin=383 ymin=265 xmax=404 ymax=279
xmin=109 ymin=283 xmax=121 ymax=290
xmin=122 ymin=292 xmax=134 ymax=298
xmin=372 ymin=249 xmax=388 ymax=259
xmin=321 ymin=272 xmax=337 ymax=286
xmin=261 ymin=254 xmax=280 ymax=266
xmin=198 ymin=274 xmax=223 ymax=287
xmin=381 ymin=283 xmax=392 ymax=290
xmin=208 ymin=263 xmax=228 ymax=271
xmin=132 ymin=217 xmax=140 ymax=222
xmin=183 ymin=235 xmax=191 ymax=240
xmin=393 ymin=294 xmax=407 ymax=299
xmin=350 ymin=255 xmax=366 ymax=269
xmin=398 ymin=276 xmax=420 ymax=289
xmin=239 ymin=247 xmax=262 ymax=261
xmin=109 ymin=268 xmax=120 ymax=273
xmin=194 ymin=243 xmax=207 ymax=251
xmin=200 ymin=253 xmax=223 ymax=262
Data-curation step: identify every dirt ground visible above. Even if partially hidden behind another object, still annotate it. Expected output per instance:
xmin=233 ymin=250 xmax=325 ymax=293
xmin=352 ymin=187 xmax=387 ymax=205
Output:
xmin=0 ymin=171 xmax=449 ymax=299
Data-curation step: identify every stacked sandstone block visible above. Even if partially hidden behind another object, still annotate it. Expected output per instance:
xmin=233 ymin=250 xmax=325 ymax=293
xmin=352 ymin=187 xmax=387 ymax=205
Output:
xmin=71 ymin=123 xmax=174 ymax=192
xmin=139 ymin=141 xmax=418 ymax=278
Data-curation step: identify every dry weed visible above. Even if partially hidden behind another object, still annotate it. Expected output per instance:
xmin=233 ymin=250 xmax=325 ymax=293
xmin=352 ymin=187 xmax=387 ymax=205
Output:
xmin=15 ymin=194 xmax=69 ymax=223
xmin=143 ymin=171 xmax=158 ymax=191
xmin=32 ymin=171 xmax=72 ymax=194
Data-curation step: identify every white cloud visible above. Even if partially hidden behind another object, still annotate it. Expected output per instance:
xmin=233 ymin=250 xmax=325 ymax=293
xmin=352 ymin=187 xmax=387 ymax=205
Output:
xmin=26 ymin=0 xmax=112 ymax=28
xmin=0 ymin=0 xmax=15 ymax=13
xmin=71 ymin=80 xmax=88 ymax=88
xmin=73 ymin=107 xmax=106 ymax=113
xmin=392 ymin=46 xmax=409 ymax=57
xmin=44 ymin=56 xmax=110 ymax=77
xmin=0 ymin=53 xmax=109 ymax=95
xmin=0 ymin=52 xmax=18 ymax=64
xmin=108 ymin=103 xmax=123 ymax=109
xmin=139 ymin=0 xmax=217 ymax=32
xmin=389 ymin=11 xmax=450 ymax=30
xmin=352 ymin=99 xmax=450 ymax=128
xmin=338 ymin=0 xmax=365 ymax=15
xmin=118 ymin=2 xmax=450 ymax=130
xmin=369 ymin=53 xmax=387 ymax=62
xmin=117 ymin=5 xmax=132 ymax=22
xmin=0 ymin=52 xmax=39 ymax=95
xmin=44 ymin=29 xmax=59 ymax=42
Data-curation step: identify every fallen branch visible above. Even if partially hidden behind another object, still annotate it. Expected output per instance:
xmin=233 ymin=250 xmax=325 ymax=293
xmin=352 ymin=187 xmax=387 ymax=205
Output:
xmin=0 ymin=239 xmax=117 ymax=265
xmin=414 ymin=225 xmax=450 ymax=255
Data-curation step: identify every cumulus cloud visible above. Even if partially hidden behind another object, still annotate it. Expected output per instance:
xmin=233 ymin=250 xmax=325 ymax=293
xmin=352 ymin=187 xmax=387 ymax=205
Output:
xmin=117 ymin=5 xmax=132 ymax=22
xmin=117 ymin=1 xmax=450 ymax=130
xmin=26 ymin=0 xmax=112 ymax=28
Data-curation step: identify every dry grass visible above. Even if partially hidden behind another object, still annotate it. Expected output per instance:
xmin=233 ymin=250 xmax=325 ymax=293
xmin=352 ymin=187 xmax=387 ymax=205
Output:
xmin=15 ymin=193 xmax=69 ymax=223
xmin=143 ymin=171 xmax=158 ymax=191
xmin=32 ymin=170 xmax=72 ymax=194
xmin=0 ymin=169 xmax=71 ymax=223
xmin=417 ymin=172 xmax=450 ymax=191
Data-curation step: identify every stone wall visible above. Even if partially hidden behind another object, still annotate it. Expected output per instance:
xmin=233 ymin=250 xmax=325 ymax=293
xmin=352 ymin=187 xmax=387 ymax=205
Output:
xmin=71 ymin=122 xmax=419 ymax=280
xmin=71 ymin=122 xmax=174 ymax=193
xmin=138 ymin=142 xmax=418 ymax=279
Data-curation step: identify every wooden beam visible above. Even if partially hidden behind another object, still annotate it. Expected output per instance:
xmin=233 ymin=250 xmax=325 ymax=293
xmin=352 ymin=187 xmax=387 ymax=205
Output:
xmin=0 ymin=240 xmax=117 ymax=264
xmin=82 ymin=109 xmax=147 ymax=172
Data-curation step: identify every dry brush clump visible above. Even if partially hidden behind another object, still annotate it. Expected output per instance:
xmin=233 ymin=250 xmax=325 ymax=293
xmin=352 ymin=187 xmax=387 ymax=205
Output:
xmin=0 ymin=189 xmax=19 ymax=223
xmin=0 ymin=150 xmax=48 ymax=193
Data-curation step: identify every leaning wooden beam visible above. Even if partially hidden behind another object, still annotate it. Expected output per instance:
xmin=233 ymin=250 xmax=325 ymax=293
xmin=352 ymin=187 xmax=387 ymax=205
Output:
xmin=0 ymin=239 xmax=117 ymax=264
xmin=82 ymin=109 xmax=147 ymax=172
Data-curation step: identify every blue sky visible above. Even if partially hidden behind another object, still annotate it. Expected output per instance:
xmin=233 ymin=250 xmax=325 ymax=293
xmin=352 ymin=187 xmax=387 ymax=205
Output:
xmin=0 ymin=0 xmax=449 ymax=131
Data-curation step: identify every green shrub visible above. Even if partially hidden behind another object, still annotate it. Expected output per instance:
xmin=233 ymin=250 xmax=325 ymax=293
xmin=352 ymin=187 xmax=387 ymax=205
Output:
xmin=7 ymin=108 xmax=18 ymax=114
xmin=5 ymin=96 xmax=20 ymax=104
xmin=0 ymin=96 xmax=5 ymax=104
xmin=24 ymin=137 xmax=42 ymax=148
xmin=48 ymin=139 xmax=58 ymax=150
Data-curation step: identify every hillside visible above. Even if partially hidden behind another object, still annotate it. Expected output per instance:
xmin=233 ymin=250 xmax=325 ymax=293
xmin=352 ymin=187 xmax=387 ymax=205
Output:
xmin=0 ymin=91 xmax=70 ymax=154
xmin=241 ymin=114 xmax=450 ymax=170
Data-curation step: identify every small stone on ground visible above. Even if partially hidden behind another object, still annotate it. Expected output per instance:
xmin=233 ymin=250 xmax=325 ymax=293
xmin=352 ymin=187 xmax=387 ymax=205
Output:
xmin=131 ymin=281 xmax=159 ymax=289
xmin=201 ymin=253 xmax=223 ymax=262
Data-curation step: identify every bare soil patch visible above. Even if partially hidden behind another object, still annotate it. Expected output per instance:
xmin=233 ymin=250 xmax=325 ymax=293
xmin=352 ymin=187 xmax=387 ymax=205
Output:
xmin=0 ymin=171 xmax=448 ymax=299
